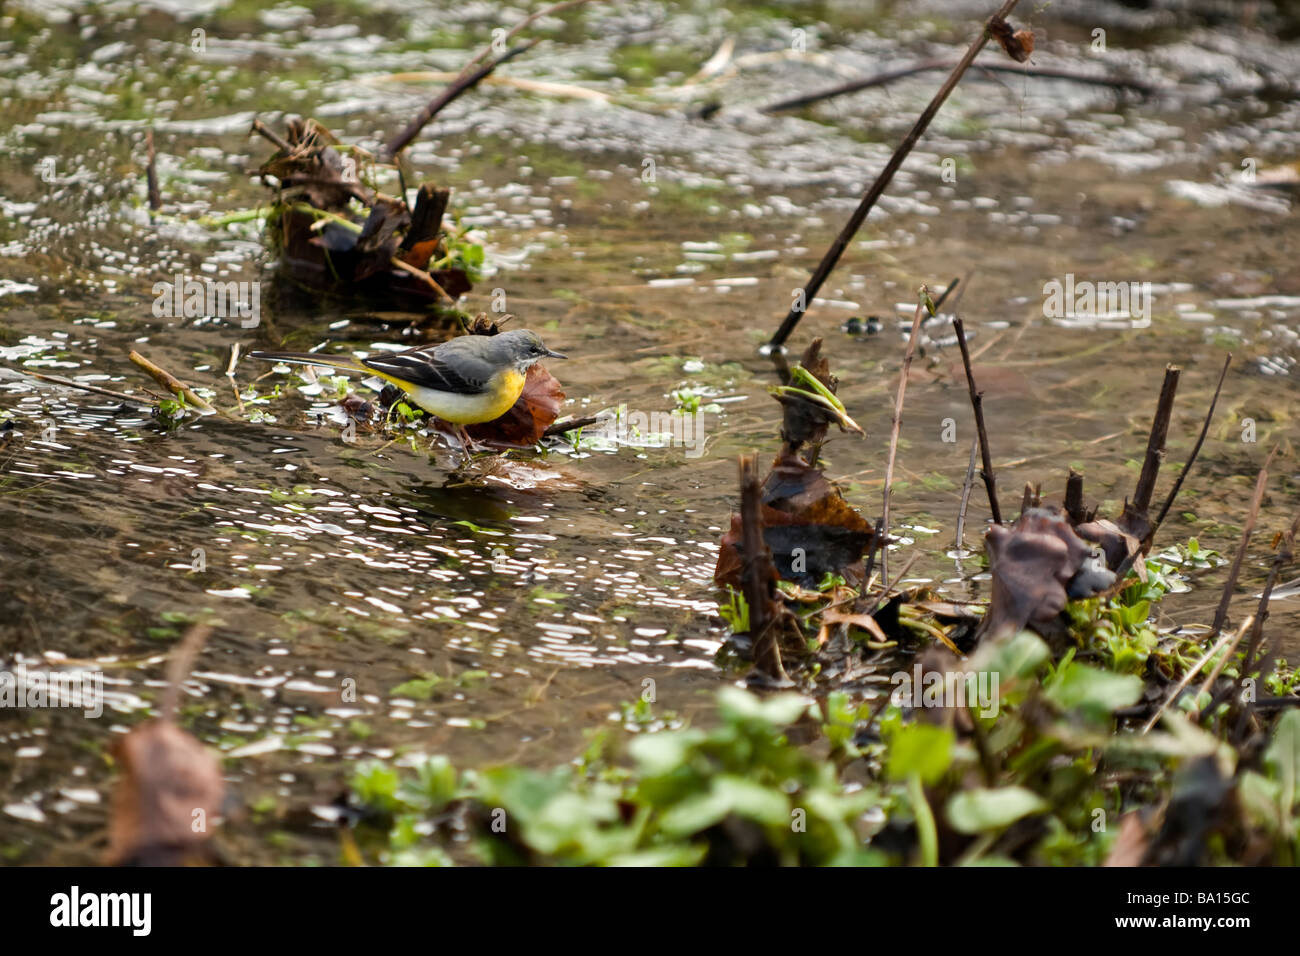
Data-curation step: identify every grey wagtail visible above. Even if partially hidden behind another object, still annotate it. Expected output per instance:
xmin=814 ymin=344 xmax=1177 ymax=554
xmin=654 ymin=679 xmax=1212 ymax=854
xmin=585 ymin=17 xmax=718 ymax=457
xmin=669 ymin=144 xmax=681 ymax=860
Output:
xmin=249 ymin=329 xmax=566 ymax=447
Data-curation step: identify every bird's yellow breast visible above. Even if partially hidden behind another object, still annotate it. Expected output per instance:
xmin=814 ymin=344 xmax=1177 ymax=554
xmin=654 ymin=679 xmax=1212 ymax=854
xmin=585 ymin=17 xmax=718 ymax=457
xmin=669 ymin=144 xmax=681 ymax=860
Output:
xmin=395 ymin=368 xmax=526 ymax=425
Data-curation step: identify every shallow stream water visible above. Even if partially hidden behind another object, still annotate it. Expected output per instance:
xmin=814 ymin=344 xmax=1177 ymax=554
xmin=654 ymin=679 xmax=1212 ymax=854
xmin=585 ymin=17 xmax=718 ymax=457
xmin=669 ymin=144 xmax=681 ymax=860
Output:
xmin=1 ymin=0 xmax=1298 ymax=863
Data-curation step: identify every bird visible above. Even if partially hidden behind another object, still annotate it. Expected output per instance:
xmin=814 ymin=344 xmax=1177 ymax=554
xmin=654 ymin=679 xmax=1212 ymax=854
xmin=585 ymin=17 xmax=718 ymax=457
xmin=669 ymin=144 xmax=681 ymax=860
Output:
xmin=248 ymin=329 xmax=566 ymax=450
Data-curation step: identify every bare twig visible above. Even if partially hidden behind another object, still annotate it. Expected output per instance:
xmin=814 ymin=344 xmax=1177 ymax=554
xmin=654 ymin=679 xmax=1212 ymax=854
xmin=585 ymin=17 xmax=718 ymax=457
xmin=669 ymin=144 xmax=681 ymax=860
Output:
xmin=768 ymin=0 xmax=1022 ymax=348
xmin=1129 ymin=364 xmax=1181 ymax=521
xmin=953 ymin=316 xmax=1002 ymax=524
xmin=26 ymin=371 xmax=152 ymax=407
xmin=738 ymin=454 xmax=788 ymax=683
xmin=1065 ymin=468 xmax=1085 ymax=525
xmin=1211 ymin=448 xmax=1277 ymax=634
xmin=955 ymin=436 xmax=979 ymax=554
xmin=1142 ymin=616 xmax=1252 ymax=733
xmin=160 ymin=624 xmax=213 ymax=724
xmin=761 ymin=57 xmax=1158 ymax=114
xmin=1152 ymin=354 xmax=1231 ymax=532
xmin=250 ymin=118 xmax=293 ymax=153
xmin=931 ymin=276 xmax=962 ymax=313
xmin=128 ymin=351 xmax=216 ymax=413
xmin=543 ymin=415 xmax=600 ymax=438
xmin=390 ymin=256 xmax=452 ymax=300
xmin=382 ymin=0 xmax=605 ymax=161
xmin=145 ymin=129 xmax=162 ymax=211
xmin=1191 ymin=616 xmax=1253 ymax=721
xmin=381 ymin=40 xmax=540 ymax=161
xmin=460 ymin=0 xmax=598 ymax=73
xmin=880 ymin=293 xmax=928 ymax=581
xmin=1232 ymin=511 xmax=1300 ymax=739
xmin=226 ymin=343 xmax=244 ymax=413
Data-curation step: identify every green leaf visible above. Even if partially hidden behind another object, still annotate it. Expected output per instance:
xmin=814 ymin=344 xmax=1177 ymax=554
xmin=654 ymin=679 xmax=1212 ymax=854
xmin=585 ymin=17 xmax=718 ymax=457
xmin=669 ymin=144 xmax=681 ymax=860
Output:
xmin=1044 ymin=663 xmax=1143 ymax=715
xmin=351 ymin=761 xmax=401 ymax=813
xmin=716 ymin=686 xmax=812 ymax=728
xmin=627 ymin=729 xmax=706 ymax=776
xmin=1265 ymin=710 xmax=1300 ymax=811
xmin=606 ymin=845 xmax=708 ymax=867
xmin=885 ymin=723 xmax=954 ymax=784
xmin=658 ymin=776 xmax=789 ymax=836
xmin=968 ymin=629 xmax=1050 ymax=684
xmin=402 ymin=756 xmax=458 ymax=811
xmin=945 ymin=786 xmax=1048 ymax=834
xmin=390 ymin=675 xmax=443 ymax=700
xmin=1237 ymin=770 xmax=1283 ymax=833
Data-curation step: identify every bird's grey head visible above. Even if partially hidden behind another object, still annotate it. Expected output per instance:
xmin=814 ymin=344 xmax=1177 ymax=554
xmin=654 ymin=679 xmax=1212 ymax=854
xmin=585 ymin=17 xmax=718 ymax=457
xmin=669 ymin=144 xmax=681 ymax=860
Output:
xmin=493 ymin=329 xmax=567 ymax=370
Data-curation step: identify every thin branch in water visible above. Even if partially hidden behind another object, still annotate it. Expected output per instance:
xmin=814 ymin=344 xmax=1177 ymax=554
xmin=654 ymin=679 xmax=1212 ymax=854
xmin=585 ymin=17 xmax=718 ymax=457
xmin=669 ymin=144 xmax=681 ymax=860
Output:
xmin=955 ymin=436 xmax=979 ymax=554
xmin=382 ymin=0 xmax=605 ymax=161
xmin=381 ymin=40 xmax=540 ymax=161
xmin=160 ymin=624 xmax=213 ymax=724
xmin=1211 ymin=448 xmax=1277 ymax=635
xmin=543 ymin=415 xmax=600 ymax=438
xmin=390 ymin=256 xmax=451 ymax=300
xmin=953 ymin=316 xmax=1002 ymax=524
xmin=460 ymin=0 xmax=598 ymax=73
xmin=226 ymin=343 xmax=244 ymax=413
xmin=1130 ymin=364 xmax=1181 ymax=518
xmin=931 ymin=276 xmax=961 ymax=313
xmin=880 ymin=292 xmax=929 ymax=582
xmin=760 ymin=57 xmax=1158 ymax=114
xmin=26 ymin=371 xmax=152 ymax=407
xmin=145 ymin=129 xmax=162 ymax=211
xmin=768 ymin=0 xmax=1023 ymax=348
xmin=1152 ymin=353 xmax=1231 ymax=532
xmin=250 ymin=118 xmax=293 ymax=153
xmin=738 ymin=454 xmax=788 ymax=684
xmin=128 ymin=351 xmax=217 ymax=413
xmin=1232 ymin=510 xmax=1300 ymax=740
xmin=1142 ymin=616 xmax=1252 ymax=734
xmin=1065 ymin=468 xmax=1085 ymax=525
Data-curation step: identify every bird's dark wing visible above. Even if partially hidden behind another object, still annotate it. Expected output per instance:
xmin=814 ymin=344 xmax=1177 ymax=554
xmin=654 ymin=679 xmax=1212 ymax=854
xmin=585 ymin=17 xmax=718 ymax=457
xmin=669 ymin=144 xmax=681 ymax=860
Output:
xmin=361 ymin=342 xmax=491 ymax=395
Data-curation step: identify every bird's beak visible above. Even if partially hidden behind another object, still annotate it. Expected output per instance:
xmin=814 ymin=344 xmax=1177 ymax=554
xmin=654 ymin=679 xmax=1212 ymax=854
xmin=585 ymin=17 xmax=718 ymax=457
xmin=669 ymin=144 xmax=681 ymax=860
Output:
xmin=544 ymin=348 xmax=567 ymax=359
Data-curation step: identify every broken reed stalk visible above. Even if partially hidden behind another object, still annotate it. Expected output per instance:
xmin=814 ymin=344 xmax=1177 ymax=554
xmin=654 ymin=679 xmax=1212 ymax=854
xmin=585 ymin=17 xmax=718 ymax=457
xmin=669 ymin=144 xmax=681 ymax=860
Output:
xmin=1232 ymin=511 xmax=1300 ymax=738
xmin=1211 ymin=448 xmax=1277 ymax=634
xmin=1152 ymin=354 xmax=1231 ymax=531
xmin=460 ymin=0 xmax=599 ymax=73
xmin=931 ymin=276 xmax=961 ymax=313
xmin=382 ymin=0 xmax=604 ymax=161
xmin=760 ymin=58 xmax=1157 ymax=114
xmin=542 ymin=415 xmax=601 ymax=438
xmin=1130 ymin=364 xmax=1181 ymax=518
xmin=160 ymin=624 xmax=212 ymax=723
xmin=953 ymin=316 xmax=1002 ymax=524
xmin=145 ymin=129 xmax=162 ymax=211
xmin=26 ymin=371 xmax=152 ymax=407
xmin=880 ymin=295 xmax=928 ymax=582
xmin=127 ymin=351 xmax=216 ymax=413
xmin=1142 ymin=616 xmax=1253 ymax=733
xmin=738 ymin=454 xmax=787 ymax=682
xmin=954 ymin=436 xmax=978 ymax=553
xmin=1191 ymin=615 xmax=1254 ymax=720
xmin=768 ymin=0 xmax=1022 ymax=348
xmin=1065 ymin=468 xmax=1085 ymax=525
xmin=861 ymin=516 xmax=885 ymax=590
xmin=390 ymin=256 xmax=451 ymax=299
xmin=250 ymin=118 xmax=293 ymax=153
xmin=226 ymin=343 xmax=244 ymax=413
xmin=381 ymin=39 xmax=540 ymax=161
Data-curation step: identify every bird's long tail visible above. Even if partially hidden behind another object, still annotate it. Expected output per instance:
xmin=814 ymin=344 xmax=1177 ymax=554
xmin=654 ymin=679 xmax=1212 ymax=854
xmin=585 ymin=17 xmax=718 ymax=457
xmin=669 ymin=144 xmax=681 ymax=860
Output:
xmin=247 ymin=350 xmax=368 ymax=374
